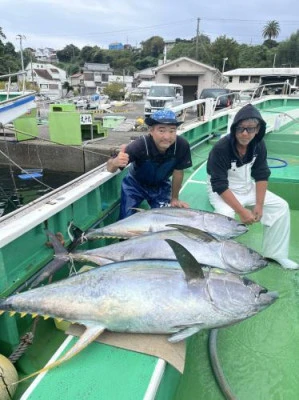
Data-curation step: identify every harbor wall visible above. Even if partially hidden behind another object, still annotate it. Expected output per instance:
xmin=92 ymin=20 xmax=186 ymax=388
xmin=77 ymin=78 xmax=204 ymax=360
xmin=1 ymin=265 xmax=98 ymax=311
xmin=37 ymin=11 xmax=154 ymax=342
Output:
xmin=0 ymin=139 xmax=111 ymax=173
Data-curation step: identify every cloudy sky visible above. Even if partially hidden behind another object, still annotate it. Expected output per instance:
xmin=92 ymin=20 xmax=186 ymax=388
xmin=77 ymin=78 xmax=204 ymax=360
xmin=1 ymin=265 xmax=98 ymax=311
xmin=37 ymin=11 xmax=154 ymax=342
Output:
xmin=1 ymin=0 xmax=299 ymax=51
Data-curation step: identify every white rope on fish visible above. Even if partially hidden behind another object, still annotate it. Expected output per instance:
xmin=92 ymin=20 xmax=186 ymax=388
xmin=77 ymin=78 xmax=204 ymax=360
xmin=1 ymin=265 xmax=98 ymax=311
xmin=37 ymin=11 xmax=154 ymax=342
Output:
xmin=68 ymin=256 xmax=77 ymax=276
xmin=67 ymin=222 xmax=74 ymax=242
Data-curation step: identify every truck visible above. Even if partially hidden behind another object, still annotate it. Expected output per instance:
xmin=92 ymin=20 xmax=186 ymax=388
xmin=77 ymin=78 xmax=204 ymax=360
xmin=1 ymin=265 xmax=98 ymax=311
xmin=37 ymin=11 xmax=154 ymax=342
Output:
xmin=144 ymin=83 xmax=183 ymax=117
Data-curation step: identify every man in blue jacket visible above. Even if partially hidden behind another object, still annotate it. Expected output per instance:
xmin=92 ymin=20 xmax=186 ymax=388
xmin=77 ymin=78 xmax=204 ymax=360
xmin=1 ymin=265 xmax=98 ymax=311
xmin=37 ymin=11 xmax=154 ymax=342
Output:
xmin=107 ymin=109 xmax=192 ymax=219
xmin=207 ymin=103 xmax=298 ymax=269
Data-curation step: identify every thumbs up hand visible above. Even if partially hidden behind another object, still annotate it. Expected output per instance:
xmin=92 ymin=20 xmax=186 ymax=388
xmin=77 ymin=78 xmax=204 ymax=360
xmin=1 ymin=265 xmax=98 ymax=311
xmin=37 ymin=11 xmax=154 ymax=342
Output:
xmin=115 ymin=144 xmax=129 ymax=168
xmin=107 ymin=144 xmax=129 ymax=173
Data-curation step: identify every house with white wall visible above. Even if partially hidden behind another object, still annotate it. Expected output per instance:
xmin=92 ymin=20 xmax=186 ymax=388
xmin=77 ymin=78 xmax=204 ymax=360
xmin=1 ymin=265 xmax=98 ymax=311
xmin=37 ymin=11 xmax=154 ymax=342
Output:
xmin=224 ymin=68 xmax=299 ymax=92
xmin=154 ymin=57 xmax=223 ymax=102
xmin=24 ymin=62 xmax=67 ymax=99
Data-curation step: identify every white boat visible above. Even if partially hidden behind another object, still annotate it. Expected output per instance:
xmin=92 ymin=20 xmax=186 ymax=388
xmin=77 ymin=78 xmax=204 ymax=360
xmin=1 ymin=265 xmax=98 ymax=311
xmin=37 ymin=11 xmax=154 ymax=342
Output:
xmin=0 ymin=71 xmax=36 ymax=125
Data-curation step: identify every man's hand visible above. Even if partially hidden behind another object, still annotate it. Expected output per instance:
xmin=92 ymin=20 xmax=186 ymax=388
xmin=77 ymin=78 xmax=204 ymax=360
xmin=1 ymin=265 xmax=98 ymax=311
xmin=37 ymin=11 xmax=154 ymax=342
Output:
xmin=107 ymin=144 xmax=129 ymax=172
xmin=253 ymin=204 xmax=263 ymax=222
xmin=116 ymin=144 xmax=129 ymax=168
xmin=170 ymin=198 xmax=189 ymax=208
xmin=238 ymin=208 xmax=257 ymax=225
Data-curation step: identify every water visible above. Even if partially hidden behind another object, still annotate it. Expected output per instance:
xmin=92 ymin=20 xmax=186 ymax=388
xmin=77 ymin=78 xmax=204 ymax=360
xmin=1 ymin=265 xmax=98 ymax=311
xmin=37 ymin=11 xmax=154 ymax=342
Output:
xmin=0 ymin=166 xmax=80 ymax=216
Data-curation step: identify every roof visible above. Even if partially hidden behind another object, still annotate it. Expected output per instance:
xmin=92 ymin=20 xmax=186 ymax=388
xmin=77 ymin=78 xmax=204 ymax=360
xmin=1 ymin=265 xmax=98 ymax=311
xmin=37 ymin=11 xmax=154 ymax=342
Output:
xmin=224 ymin=68 xmax=299 ymax=76
xmin=34 ymin=69 xmax=53 ymax=80
xmin=154 ymin=57 xmax=216 ymax=72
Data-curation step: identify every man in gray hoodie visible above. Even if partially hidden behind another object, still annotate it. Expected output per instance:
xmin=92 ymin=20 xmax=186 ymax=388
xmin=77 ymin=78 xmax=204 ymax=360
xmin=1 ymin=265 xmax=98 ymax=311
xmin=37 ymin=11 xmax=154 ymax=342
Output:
xmin=207 ymin=103 xmax=298 ymax=270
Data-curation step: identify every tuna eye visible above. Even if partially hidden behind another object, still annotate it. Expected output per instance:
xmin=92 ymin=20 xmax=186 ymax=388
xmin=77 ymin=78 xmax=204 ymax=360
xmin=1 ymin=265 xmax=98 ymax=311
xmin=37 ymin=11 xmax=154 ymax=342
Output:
xmin=242 ymin=277 xmax=253 ymax=286
xmin=259 ymin=288 xmax=268 ymax=295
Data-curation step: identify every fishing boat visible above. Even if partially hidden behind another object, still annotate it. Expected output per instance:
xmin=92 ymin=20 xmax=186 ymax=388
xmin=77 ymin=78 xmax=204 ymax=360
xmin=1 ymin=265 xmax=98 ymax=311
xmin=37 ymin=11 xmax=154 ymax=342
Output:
xmin=0 ymin=72 xmax=36 ymax=126
xmin=0 ymin=84 xmax=299 ymax=400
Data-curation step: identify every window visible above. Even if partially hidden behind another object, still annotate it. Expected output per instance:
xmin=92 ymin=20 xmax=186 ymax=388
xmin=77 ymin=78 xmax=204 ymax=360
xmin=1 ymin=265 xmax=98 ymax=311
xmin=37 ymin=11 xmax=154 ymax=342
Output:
xmin=40 ymin=84 xmax=49 ymax=89
xmin=229 ymin=77 xmax=233 ymax=82
xmin=239 ymin=76 xmax=249 ymax=83
xmin=250 ymin=76 xmax=260 ymax=83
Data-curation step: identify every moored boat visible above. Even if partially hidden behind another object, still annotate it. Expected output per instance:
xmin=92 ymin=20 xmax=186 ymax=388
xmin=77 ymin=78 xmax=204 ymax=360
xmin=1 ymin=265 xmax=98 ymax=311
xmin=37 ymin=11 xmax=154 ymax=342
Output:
xmin=0 ymin=88 xmax=299 ymax=399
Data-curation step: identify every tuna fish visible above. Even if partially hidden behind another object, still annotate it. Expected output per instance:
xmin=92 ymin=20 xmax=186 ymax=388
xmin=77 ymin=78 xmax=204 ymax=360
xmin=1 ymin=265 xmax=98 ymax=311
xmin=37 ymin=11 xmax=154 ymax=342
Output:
xmin=0 ymin=240 xmax=277 ymax=379
xmin=84 ymin=207 xmax=248 ymax=240
xmin=54 ymin=226 xmax=267 ymax=275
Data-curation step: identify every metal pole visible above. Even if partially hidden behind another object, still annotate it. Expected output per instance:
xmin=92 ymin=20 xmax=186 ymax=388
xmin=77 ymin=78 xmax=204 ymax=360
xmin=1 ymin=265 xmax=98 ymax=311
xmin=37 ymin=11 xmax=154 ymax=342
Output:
xmin=16 ymin=34 xmax=26 ymax=92
xmin=195 ymin=18 xmax=200 ymax=60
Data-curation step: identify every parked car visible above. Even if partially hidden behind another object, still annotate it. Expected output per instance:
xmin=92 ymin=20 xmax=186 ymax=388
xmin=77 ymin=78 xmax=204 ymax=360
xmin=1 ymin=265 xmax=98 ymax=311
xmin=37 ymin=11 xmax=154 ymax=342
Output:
xmin=199 ymin=88 xmax=235 ymax=110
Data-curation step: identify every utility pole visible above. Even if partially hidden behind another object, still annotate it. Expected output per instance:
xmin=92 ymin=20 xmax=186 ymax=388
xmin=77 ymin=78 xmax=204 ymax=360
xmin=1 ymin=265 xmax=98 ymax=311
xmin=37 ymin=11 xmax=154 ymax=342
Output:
xmin=16 ymin=34 xmax=26 ymax=92
xmin=195 ymin=18 xmax=200 ymax=61
xmin=16 ymin=34 xmax=26 ymax=71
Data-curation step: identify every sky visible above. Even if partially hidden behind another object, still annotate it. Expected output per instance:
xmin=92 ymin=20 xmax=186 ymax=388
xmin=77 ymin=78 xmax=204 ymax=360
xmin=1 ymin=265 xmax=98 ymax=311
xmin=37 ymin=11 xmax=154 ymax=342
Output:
xmin=1 ymin=0 xmax=299 ymax=52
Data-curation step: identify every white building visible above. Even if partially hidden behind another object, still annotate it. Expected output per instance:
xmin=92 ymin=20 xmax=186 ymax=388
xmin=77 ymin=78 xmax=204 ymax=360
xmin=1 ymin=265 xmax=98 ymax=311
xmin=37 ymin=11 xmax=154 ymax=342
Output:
xmin=24 ymin=62 xmax=67 ymax=99
xmin=34 ymin=48 xmax=58 ymax=63
xmin=224 ymin=68 xmax=299 ymax=92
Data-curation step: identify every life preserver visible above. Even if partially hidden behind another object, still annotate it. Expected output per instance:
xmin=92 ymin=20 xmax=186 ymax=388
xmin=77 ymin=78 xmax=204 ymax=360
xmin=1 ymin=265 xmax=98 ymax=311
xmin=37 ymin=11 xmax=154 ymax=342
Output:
xmin=0 ymin=354 xmax=18 ymax=400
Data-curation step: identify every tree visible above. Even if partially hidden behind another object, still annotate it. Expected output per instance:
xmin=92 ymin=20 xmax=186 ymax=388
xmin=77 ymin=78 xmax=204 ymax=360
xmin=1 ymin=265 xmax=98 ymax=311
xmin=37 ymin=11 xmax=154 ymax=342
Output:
xmin=263 ymin=21 xmax=280 ymax=41
xmin=62 ymin=81 xmax=74 ymax=97
xmin=103 ymin=81 xmax=125 ymax=100
xmin=210 ymin=36 xmax=239 ymax=71
xmin=57 ymin=44 xmax=80 ymax=63
xmin=0 ymin=27 xmax=6 ymax=39
xmin=141 ymin=36 xmax=164 ymax=58
xmin=276 ymin=30 xmax=299 ymax=67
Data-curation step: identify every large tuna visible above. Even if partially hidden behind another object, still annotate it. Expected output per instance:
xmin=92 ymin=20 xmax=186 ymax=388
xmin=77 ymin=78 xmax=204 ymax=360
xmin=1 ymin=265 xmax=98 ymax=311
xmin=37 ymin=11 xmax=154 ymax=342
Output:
xmin=84 ymin=207 xmax=248 ymax=240
xmin=63 ymin=226 xmax=267 ymax=274
xmin=0 ymin=241 xmax=277 ymax=379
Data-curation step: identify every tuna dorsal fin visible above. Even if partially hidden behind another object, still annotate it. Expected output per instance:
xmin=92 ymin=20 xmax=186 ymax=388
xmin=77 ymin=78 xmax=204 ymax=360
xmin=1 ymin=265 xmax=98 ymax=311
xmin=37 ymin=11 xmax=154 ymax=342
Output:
xmin=15 ymin=324 xmax=105 ymax=384
xmin=166 ymin=224 xmax=219 ymax=242
xmin=164 ymin=239 xmax=205 ymax=281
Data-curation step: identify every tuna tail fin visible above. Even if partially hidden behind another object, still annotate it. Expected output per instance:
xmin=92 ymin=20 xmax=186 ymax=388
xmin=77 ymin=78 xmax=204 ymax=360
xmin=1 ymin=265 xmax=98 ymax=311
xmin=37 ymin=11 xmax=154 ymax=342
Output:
xmin=166 ymin=224 xmax=219 ymax=242
xmin=164 ymin=239 xmax=205 ymax=282
xmin=14 ymin=324 xmax=105 ymax=384
xmin=29 ymin=231 xmax=71 ymax=289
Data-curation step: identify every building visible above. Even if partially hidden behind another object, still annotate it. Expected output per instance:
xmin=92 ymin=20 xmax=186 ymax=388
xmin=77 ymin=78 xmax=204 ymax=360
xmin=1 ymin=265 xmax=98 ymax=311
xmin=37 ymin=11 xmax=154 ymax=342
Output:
xmin=70 ymin=73 xmax=84 ymax=95
xmin=108 ymin=75 xmax=133 ymax=90
xmin=80 ymin=63 xmax=114 ymax=95
xmin=108 ymin=42 xmax=124 ymax=51
xmin=224 ymin=68 xmax=299 ymax=92
xmin=34 ymin=48 xmax=58 ymax=63
xmin=154 ymin=57 xmax=223 ymax=102
xmin=23 ymin=62 xmax=67 ymax=99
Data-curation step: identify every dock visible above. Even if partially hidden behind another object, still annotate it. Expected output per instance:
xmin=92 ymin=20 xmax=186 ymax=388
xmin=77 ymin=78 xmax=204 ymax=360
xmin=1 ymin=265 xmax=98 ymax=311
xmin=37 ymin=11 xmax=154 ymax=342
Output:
xmin=0 ymin=102 xmax=149 ymax=173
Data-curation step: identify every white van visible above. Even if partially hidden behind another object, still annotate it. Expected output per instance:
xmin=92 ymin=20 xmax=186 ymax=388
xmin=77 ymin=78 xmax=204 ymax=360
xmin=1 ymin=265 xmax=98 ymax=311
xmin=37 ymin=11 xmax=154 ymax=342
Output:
xmin=144 ymin=83 xmax=183 ymax=117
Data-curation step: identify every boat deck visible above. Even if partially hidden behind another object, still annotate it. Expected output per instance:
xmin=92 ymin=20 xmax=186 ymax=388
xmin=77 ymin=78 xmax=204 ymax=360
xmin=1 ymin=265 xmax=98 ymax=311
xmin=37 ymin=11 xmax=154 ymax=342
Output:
xmin=3 ymin=96 xmax=299 ymax=400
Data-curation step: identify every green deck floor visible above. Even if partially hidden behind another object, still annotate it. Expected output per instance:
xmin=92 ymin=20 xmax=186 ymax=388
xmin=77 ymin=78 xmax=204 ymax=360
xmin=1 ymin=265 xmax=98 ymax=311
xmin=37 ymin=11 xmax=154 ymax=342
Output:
xmin=174 ymin=119 xmax=299 ymax=399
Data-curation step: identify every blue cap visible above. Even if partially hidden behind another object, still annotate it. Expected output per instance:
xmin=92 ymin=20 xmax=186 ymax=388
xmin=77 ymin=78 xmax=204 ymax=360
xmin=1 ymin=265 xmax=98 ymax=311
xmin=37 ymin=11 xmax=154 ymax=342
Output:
xmin=145 ymin=109 xmax=183 ymax=126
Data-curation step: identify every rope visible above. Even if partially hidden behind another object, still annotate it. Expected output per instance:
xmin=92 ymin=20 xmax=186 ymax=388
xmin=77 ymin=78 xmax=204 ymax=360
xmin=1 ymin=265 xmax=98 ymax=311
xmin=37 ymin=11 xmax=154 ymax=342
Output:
xmin=8 ymin=332 xmax=34 ymax=364
xmin=5 ymin=126 xmax=112 ymax=159
xmin=2 ymin=130 xmax=21 ymax=208
xmin=0 ymin=148 xmax=53 ymax=190
xmin=208 ymin=329 xmax=238 ymax=400
xmin=267 ymin=157 xmax=288 ymax=168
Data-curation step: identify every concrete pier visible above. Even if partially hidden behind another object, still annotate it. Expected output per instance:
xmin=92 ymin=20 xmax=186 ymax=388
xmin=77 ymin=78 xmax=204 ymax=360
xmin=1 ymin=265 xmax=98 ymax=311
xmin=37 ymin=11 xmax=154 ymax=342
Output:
xmin=0 ymin=103 xmax=147 ymax=173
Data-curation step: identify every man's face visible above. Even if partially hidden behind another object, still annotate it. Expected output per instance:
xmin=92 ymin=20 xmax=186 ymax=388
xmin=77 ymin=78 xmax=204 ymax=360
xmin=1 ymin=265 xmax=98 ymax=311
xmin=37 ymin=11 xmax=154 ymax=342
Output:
xmin=235 ymin=121 xmax=259 ymax=147
xmin=150 ymin=124 xmax=177 ymax=152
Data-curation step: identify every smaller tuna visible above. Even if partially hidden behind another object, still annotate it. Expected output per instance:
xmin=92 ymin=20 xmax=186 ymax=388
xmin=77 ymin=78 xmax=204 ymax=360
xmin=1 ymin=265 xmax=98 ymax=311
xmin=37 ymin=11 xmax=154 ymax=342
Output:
xmin=55 ymin=226 xmax=267 ymax=274
xmin=84 ymin=207 xmax=248 ymax=240
xmin=26 ymin=226 xmax=266 ymax=290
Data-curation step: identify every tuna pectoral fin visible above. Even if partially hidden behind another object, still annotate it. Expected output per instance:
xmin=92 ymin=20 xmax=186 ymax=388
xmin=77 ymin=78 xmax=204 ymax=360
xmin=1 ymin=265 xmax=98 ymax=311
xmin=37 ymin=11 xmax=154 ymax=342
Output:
xmin=164 ymin=239 xmax=205 ymax=281
xmin=16 ymin=324 xmax=105 ymax=384
xmin=166 ymin=224 xmax=219 ymax=242
xmin=168 ymin=326 xmax=203 ymax=343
